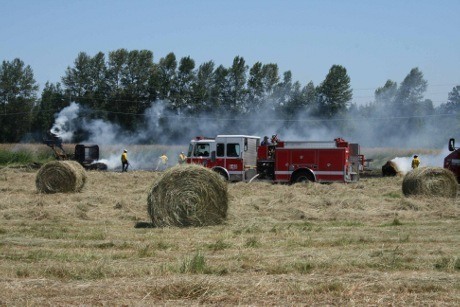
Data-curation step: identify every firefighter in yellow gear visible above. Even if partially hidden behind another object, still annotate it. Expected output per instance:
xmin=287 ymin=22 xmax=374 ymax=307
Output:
xmin=411 ymin=155 xmax=420 ymax=169
xmin=121 ymin=149 xmax=129 ymax=172
xmin=178 ymin=152 xmax=187 ymax=164
xmin=156 ymin=153 xmax=169 ymax=171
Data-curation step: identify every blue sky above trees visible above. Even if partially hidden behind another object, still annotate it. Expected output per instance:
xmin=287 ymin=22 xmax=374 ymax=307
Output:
xmin=1 ymin=0 xmax=459 ymax=106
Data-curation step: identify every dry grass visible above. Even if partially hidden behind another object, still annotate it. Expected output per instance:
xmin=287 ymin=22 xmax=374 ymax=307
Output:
xmin=0 ymin=167 xmax=459 ymax=305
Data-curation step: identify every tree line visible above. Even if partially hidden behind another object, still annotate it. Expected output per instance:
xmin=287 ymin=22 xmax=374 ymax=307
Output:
xmin=1 ymin=49 xmax=459 ymax=145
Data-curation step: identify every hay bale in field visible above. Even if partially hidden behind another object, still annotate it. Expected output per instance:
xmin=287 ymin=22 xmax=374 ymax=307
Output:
xmin=382 ymin=160 xmax=400 ymax=177
xmin=147 ymin=164 xmax=228 ymax=227
xmin=402 ymin=167 xmax=458 ymax=198
xmin=36 ymin=160 xmax=87 ymax=193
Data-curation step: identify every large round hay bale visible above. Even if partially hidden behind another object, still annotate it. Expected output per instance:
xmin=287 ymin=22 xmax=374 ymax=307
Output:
xmin=147 ymin=164 xmax=228 ymax=227
xmin=382 ymin=160 xmax=400 ymax=177
xmin=36 ymin=160 xmax=87 ymax=193
xmin=402 ymin=167 xmax=458 ymax=198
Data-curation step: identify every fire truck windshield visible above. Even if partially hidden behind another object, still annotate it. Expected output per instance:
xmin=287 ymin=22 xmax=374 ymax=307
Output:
xmin=194 ymin=143 xmax=210 ymax=157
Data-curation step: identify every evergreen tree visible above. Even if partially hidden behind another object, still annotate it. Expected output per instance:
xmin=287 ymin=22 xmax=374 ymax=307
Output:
xmin=446 ymin=85 xmax=460 ymax=113
xmin=0 ymin=58 xmax=38 ymax=142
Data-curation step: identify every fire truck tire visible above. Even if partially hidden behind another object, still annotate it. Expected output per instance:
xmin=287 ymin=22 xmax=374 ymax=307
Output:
xmin=292 ymin=171 xmax=312 ymax=184
xmin=213 ymin=169 xmax=229 ymax=181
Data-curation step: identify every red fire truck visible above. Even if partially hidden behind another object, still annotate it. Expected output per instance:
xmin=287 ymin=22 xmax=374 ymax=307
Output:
xmin=444 ymin=138 xmax=460 ymax=183
xmin=186 ymin=135 xmax=364 ymax=183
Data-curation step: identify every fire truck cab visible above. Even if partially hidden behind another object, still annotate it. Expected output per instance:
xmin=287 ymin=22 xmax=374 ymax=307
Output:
xmin=444 ymin=138 xmax=460 ymax=183
xmin=187 ymin=135 xmax=260 ymax=181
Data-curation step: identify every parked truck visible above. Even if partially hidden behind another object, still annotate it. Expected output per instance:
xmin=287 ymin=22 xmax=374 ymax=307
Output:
xmin=444 ymin=138 xmax=460 ymax=183
xmin=186 ymin=135 xmax=365 ymax=183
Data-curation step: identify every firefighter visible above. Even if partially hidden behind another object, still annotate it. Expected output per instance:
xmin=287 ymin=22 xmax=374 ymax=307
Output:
xmin=121 ymin=149 xmax=129 ymax=172
xmin=271 ymin=134 xmax=279 ymax=145
xmin=178 ymin=152 xmax=187 ymax=164
xmin=261 ymin=136 xmax=270 ymax=146
xmin=411 ymin=155 xmax=420 ymax=169
xmin=156 ymin=153 xmax=169 ymax=171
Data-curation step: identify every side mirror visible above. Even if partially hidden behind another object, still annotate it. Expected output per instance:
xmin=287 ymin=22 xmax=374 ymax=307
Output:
xmin=211 ymin=151 xmax=216 ymax=162
xmin=448 ymin=138 xmax=455 ymax=152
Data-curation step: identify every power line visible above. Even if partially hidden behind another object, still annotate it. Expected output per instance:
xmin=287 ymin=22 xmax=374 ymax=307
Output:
xmin=2 ymin=106 xmax=458 ymax=123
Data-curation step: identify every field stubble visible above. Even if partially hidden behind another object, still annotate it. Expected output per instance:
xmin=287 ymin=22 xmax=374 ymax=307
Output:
xmin=0 ymin=167 xmax=459 ymax=306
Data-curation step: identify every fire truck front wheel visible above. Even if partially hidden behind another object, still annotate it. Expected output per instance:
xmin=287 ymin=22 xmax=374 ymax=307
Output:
xmin=291 ymin=171 xmax=313 ymax=184
xmin=213 ymin=168 xmax=229 ymax=181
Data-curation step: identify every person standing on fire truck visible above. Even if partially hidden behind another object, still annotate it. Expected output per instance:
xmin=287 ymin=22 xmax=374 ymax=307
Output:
xmin=261 ymin=136 xmax=270 ymax=146
xmin=411 ymin=155 xmax=420 ymax=169
xmin=121 ymin=149 xmax=129 ymax=172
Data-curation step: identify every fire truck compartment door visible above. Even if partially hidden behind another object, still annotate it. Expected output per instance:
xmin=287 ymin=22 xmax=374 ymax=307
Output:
xmin=275 ymin=150 xmax=290 ymax=171
xmin=318 ymin=149 xmax=344 ymax=171
xmin=290 ymin=150 xmax=316 ymax=166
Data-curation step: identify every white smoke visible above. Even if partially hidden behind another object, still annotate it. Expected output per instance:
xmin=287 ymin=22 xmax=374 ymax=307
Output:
xmin=49 ymin=101 xmax=186 ymax=171
xmin=391 ymin=147 xmax=449 ymax=175
xmin=50 ymin=102 xmax=80 ymax=141
xmin=49 ymin=95 xmax=451 ymax=172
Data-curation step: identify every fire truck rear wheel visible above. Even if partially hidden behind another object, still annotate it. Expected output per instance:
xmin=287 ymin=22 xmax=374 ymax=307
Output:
xmin=292 ymin=172 xmax=311 ymax=184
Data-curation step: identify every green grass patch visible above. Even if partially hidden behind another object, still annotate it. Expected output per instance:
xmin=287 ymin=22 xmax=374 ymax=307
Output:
xmin=205 ymin=239 xmax=232 ymax=251
xmin=327 ymin=220 xmax=365 ymax=227
xmin=244 ymin=236 xmax=260 ymax=248
xmin=383 ymin=191 xmax=401 ymax=199
xmin=0 ymin=148 xmax=52 ymax=165
xmin=179 ymin=251 xmax=207 ymax=274
xmin=381 ymin=218 xmax=404 ymax=227
xmin=434 ymin=256 xmax=460 ymax=271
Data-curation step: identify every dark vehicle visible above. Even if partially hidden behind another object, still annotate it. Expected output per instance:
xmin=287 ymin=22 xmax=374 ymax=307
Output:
xmin=43 ymin=131 xmax=107 ymax=170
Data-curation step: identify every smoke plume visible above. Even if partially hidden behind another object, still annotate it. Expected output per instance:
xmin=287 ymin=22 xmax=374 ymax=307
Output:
xmin=49 ymin=94 xmax=451 ymax=171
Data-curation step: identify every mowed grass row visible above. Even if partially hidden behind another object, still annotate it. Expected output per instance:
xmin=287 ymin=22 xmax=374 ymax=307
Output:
xmin=0 ymin=168 xmax=458 ymax=305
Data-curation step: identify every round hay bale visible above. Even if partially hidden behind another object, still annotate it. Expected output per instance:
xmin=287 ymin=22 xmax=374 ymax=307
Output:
xmin=382 ymin=160 xmax=400 ymax=177
xmin=402 ymin=167 xmax=458 ymax=198
xmin=36 ymin=160 xmax=87 ymax=193
xmin=147 ymin=164 xmax=228 ymax=227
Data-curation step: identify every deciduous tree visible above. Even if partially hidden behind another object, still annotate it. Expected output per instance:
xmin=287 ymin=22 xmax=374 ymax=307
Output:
xmin=316 ymin=65 xmax=352 ymax=118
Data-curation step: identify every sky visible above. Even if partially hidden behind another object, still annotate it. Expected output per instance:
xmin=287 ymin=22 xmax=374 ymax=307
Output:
xmin=1 ymin=0 xmax=459 ymax=106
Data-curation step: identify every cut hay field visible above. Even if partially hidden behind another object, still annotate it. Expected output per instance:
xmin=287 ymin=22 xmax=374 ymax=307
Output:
xmin=0 ymin=166 xmax=458 ymax=305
